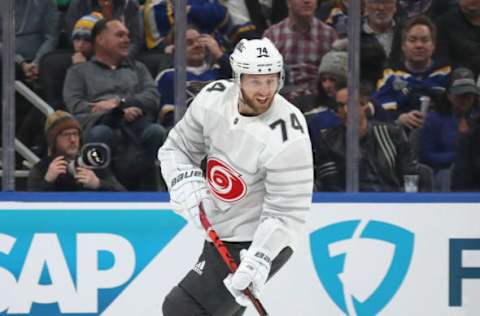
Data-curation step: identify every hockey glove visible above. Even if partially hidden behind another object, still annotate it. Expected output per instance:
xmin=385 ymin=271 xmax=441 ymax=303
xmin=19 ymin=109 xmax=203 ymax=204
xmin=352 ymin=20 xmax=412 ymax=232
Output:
xmin=169 ymin=167 xmax=214 ymax=228
xmin=223 ymin=248 xmax=271 ymax=306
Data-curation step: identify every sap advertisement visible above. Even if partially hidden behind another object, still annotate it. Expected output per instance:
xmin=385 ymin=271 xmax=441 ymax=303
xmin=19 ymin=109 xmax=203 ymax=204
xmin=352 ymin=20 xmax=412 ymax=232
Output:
xmin=0 ymin=195 xmax=480 ymax=316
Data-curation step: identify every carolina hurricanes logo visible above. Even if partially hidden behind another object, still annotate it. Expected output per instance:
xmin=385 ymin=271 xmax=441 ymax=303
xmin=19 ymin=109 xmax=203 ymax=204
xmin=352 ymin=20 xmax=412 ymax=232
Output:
xmin=207 ymin=158 xmax=247 ymax=202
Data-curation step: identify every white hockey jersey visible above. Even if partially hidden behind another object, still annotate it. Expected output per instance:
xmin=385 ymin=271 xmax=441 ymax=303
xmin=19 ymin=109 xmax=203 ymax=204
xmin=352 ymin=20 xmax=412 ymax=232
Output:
xmin=158 ymin=80 xmax=313 ymax=256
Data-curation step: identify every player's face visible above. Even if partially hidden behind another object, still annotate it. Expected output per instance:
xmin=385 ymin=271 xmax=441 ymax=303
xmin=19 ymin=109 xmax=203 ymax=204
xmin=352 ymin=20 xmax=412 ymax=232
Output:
xmin=239 ymin=73 xmax=279 ymax=115
xmin=55 ymin=128 xmax=80 ymax=159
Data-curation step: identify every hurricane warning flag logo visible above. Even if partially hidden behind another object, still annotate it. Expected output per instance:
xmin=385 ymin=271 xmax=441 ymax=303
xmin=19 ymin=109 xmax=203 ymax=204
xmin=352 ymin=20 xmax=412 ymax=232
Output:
xmin=207 ymin=158 xmax=247 ymax=202
xmin=310 ymin=220 xmax=414 ymax=316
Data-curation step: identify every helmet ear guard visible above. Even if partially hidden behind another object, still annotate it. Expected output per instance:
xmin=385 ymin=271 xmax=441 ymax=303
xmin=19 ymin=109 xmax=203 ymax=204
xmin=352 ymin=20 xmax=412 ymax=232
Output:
xmin=230 ymin=38 xmax=285 ymax=91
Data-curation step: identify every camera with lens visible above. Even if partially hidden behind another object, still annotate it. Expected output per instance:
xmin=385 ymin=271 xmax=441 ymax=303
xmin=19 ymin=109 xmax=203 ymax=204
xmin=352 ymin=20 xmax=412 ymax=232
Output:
xmin=67 ymin=143 xmax=111 ymax=176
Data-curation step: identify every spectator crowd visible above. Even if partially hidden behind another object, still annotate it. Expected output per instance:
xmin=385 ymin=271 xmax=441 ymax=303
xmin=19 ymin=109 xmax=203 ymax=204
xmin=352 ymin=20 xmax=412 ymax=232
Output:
xmin=1 ymin=0 xmax=480 ymax=192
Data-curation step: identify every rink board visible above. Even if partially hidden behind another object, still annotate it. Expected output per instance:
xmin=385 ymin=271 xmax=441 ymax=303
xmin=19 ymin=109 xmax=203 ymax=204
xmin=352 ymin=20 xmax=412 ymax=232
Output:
xmin=0 ymin=193 xmax=479 ymax=316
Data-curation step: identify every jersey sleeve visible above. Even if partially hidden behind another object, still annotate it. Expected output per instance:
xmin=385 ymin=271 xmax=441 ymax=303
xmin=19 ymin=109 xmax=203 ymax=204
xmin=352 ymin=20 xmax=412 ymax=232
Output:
xmin=157 ymin=84 xmax=210 ymax=189
xmin=251 ymin=129 xmax=314 ymax=257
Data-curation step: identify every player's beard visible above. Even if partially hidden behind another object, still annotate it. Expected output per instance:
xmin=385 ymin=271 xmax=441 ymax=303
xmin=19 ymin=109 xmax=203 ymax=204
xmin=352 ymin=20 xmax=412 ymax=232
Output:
xmin=239 ymin=88 xmax=274 ymax=115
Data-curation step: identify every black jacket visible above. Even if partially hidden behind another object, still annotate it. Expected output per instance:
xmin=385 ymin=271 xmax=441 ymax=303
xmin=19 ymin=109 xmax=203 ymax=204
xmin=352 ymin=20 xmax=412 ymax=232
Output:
xmin=452 ymin=119 xmax=480 ymax=191
xmin=435 ymin=7 xmax=480 ymax=77
xmin=360 ymin=19 xmax=403 ymax=88
xmin=27 ymin=155 xmax=126 ymax=192
xmin=314 ymin=121 xmax=419 ymax=191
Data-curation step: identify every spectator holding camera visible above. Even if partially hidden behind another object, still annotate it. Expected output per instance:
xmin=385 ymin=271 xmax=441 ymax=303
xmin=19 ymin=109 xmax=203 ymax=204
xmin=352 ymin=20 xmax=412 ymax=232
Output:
xmin=27 ymin=111 xmax=126 ymax=191
xmin=63 ymin=18 xmax=166 ymax=190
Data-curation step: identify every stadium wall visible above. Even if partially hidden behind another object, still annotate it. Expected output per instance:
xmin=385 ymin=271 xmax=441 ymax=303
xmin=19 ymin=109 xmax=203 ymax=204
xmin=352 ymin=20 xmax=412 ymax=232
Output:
xmin=0 ymin=193 xmax=479 ymax=316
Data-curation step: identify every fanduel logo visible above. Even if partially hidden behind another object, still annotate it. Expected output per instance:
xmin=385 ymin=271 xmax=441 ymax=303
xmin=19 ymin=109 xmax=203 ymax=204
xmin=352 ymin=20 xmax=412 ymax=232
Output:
xmin=310 ymin=220 xmax=414 ymax=316
xmin=0 ymin=210 xmax=185 ymax=315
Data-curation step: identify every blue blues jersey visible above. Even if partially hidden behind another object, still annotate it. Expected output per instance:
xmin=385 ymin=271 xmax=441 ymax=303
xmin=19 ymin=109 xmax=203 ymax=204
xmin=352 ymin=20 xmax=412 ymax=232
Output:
xmin=372 ymin=61 xmax=451 ymax=122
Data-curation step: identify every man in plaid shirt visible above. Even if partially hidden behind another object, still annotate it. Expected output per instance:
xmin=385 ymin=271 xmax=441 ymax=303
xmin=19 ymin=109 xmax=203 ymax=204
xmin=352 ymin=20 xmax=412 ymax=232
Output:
xmin=264 ymin=0 xmax=337 ymax=97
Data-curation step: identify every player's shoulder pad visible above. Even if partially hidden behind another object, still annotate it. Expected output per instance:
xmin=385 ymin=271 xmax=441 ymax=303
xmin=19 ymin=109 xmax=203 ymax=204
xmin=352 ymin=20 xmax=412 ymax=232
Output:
xmin=198 ymin=79 xmax=234 ymax=95
xmin=191 ymin=79 xmax=234 ymax=107
xmin=192 ymin=79 xmax=233 ymax=100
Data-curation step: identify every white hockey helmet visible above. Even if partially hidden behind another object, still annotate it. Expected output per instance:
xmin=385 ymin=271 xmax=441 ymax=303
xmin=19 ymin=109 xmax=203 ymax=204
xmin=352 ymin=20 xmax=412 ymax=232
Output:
xmin=230 ymin=38 xmax=284 ymax=90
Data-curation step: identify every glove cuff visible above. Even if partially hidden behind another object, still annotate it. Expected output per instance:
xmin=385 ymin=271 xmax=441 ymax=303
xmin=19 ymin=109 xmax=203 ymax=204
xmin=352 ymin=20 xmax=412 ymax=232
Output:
xmin=247 ymin=247 xmax=272 ymax=268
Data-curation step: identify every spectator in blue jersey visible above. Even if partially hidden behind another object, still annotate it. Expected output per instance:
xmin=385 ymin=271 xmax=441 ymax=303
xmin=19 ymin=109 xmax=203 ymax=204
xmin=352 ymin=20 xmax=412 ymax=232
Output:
xmin=372 ymin=15 xmax=451 ymax=130
xmin=420 ymin=67 xmax=480 ymax=190
xmin=155 ymin=25 xmax=231 ymax=127
xmin=143 ymin=0 xmax=229 ymax=51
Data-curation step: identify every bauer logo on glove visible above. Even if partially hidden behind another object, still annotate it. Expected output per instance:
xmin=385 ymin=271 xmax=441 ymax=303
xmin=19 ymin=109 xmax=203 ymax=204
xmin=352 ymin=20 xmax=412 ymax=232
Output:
xmin=171 ymin=169 xmax=203 ymax=187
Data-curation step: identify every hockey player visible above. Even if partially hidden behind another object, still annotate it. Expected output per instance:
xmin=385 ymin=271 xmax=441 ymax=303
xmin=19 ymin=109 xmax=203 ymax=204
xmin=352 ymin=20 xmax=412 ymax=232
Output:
xmin=158 ymin=38 xmax=313 ymax=315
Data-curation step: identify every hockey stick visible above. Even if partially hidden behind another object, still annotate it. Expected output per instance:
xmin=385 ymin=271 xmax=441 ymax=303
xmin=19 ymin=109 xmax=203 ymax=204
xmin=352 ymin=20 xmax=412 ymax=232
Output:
xmin=198 ymin=203 xmax=269 ymax=316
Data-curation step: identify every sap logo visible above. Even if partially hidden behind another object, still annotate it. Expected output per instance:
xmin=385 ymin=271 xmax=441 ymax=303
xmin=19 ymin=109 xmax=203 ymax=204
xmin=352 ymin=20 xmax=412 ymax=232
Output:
xmin=0 ymin=209 xmax=186 ymax=315
xmin=0 ymin=233 xmax=135 ymax=314
xmin=449 ymin=238 xmax=480 ymax=307
xmin=310 ymin=220 xmax=414 ymax=316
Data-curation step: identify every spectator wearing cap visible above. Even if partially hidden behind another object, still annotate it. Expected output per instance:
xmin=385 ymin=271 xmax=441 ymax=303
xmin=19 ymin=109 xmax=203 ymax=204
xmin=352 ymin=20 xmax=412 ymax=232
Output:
xmin=420 ymin=67 xmax=480 ymax=191
xmin=27 ymin=111 xmax=126 ymax=192
xmin=71 ymin=12 xmax=103 ymax=64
